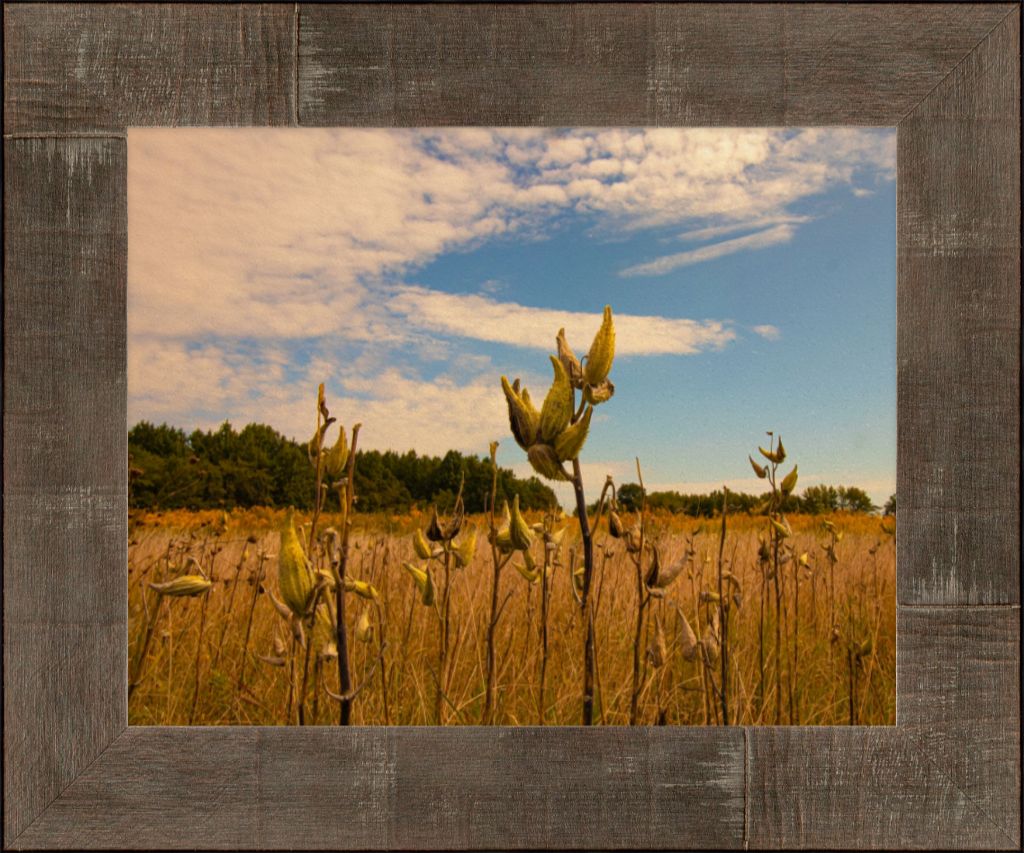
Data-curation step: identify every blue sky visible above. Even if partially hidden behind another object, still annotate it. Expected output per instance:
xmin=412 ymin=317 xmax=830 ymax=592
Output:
xmin=128 ymin=128 xmax=895 ymax=507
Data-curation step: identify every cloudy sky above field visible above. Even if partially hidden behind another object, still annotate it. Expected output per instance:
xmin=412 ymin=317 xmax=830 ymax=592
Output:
xmin=128 ymin=128 xmax=896 ymax=506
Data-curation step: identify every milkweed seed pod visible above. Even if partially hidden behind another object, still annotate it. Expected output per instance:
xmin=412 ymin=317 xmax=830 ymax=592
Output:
xmin=646 ymin=548 xmax=686 ymax=592
xmin=315 ymin=568 xmax=337 ymax=590
xmin=544 ymin=525 xmax=566 ymax=553
xmin=775 ymin=438 xmax=786 ymax=462
xmin=149 ymin=574 xmax=212 ymax=597
xmin=770 ymin=517 xmax=792 ymax=540
xmin=319 ymin=641 xmax=338 ymax=661
xmin=608 ymin=510 xmax=626 ymax=538
xmin=412 ymin=527 xmax=433 ymax=560
xmin=780 ymin=465 xmax=798 ymax=497
xmin=647 ymin=617 xmax=668 ymax=668
xmin=554 ymin=405 xmax=593 ymax=462
xmin=700 ymin=590 xmax=722 ymax=605
xmin=259 ymin=651 xmax=288 ymax=668
xmin=313 ymin=604 xmax=335 ymax=646
xmin=582 ymin=378 xmax=615 ymax=406
xmin=798 ymin=552 xmax=810 ymax=568
xmin=324 ymin=426 xmax=349 ymax=480
xmin=749 ymin=456 xmax=768 ymax=479
xmin=679 ymin=611 xmax=699 ymax=662
xmin=278 ymin=512 xmax=316 ymax=617
xmin=493 ymin=501 xmax=514 ymax=553
xmin=702 ymin=620 xmax=720 ymax=661
xmin=402 ymin=562 xmax=435 ymax=606
xmin=344 ymin=578 xmax=380 ymax=601
xmin=355 ymin=609 xmax=374 ymax=644
xmin=510 ymin=495 xmax=534 ymax=551
xmin=539 ymin=357 xmax=574 ymax=444
xmin=527 ymin=443 xmax=571 ymax=482
xmin=584 ymin=305 xmax=615 ymax=387
xmin=514 ymin=548 xmax=541 ymax=584
xmin=556 ymin=327 xmax=584 ymax=388
xmin=501 ymin=376 xmax=540 ymax=451
xmin=624 ymin=524 xmax=643 ymax=554
xmin=572 ymin=564 xmax=585 ymax=597
xmin=453 ymin=527 xmax=477 ymax=568
xmin=758 ymin=443 xmax=784 ymax=464
xmin=426 ymin=495 xmax=465 ymax=542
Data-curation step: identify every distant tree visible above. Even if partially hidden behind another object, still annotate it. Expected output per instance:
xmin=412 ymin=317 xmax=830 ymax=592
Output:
xmin=883 ymin=493 xmax=896 ymax=517
xmin=836 ymin=486 xmax=877 ymax=514
xmin=800 ymin=484 xmax=839 ymax=515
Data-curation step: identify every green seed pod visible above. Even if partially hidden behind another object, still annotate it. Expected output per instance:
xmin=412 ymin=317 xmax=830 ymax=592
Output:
xmin=608 ymin=510 xmax=625 ymax=538
xmin=453 ymin=527 xmax=477 ymax=568
xmin=402 ymin=562 xmax=435 ymax=606
xmin=538 ymin=356 xmax=573 ymax=444
xmin=324 ymin=426 xmax=349 ymax=479
xmin=149 ymin=574 xmax=212 ymax=598
xmin=355 ymin=609 xmax=374 ymax=643
xmin=749 ymin=455 xmax=767 ymax=479
xmin=493 ymin=500 xmax=514 ymax=553
xmin=583 ymin=378 xmax=615 ymax=406
xmin=527 ymin=443 xmax=571 ymax=482
xmin=584 ymin=305 xmax=615 ymax=386
xmin=556 ymin=327 xmax=584 ymax=388
xmin=279 ymin=511 xmax=315 ymax=617
xmin=510 ymin=495 xmax=534 ymax=551
xmin=776 ymin=438 xmax=786 ymax=463
xmin=553 ymin=405 xmax=593 ymax=462
xmin=780 ymin=465 xmax=798 ymax=496
xmin=501 ymin=376 xmax=539 ymax=450
xmin=770 ymin=517 xmax=792 ymax=539
xmin=514 ymin=549 xmax=540 ymax=584
xmin=412 ymin=527 xmax=433 ymax=560
xmin=344 ymin=578 xmax=380 ymax=601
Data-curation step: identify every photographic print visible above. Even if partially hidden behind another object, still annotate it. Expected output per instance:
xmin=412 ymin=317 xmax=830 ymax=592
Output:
xmin=127 ymin=127 xmax=896 ymax=726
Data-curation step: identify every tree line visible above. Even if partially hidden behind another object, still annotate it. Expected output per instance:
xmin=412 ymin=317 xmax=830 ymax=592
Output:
xmin=128 ymin=421 xmax=557 ymax=513
xmin=612 ymin=482 xmax=885 ymax=516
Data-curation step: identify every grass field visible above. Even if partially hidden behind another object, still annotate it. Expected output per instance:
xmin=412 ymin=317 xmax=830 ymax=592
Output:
xmin=127 ymin=507 xmax=895 ymax=726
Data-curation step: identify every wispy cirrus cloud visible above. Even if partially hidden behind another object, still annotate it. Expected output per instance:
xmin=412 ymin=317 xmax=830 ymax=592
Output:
xmin=620 ymin=224 xmax=797 ymax=277
xmin=388 ymin=287 xmax=735 ymax=355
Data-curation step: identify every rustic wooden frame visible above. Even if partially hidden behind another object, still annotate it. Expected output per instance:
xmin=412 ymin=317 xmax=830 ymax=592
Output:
xmin=3 ymin=3 xmax=1019 ymax=849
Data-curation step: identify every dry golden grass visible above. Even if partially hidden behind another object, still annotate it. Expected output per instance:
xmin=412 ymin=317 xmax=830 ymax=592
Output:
xmin=128 ymin=508 xmax=895 ymax=726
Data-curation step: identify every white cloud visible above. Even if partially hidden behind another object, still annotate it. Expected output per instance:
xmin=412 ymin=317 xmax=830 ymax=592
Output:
xmin=752 ymin=324 xmax=781 ymax=341
xmin=388 ymin=287 xmax=734 ymax=355
xmin=620 ymin=224 xmax=796 ymax=277
xmin=676 ymin=215 xmax=811 ymax=243
xmin=128 ymin=127 xmax=895 ymax=457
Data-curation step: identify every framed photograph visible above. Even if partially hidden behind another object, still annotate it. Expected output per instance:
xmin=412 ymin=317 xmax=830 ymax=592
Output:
xmin=4 ymin=3 xmax=1019 ymax=849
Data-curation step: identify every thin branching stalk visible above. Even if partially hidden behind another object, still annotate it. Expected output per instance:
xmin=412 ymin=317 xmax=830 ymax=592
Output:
xmin=483 ymin=442 xmax=502 ymax=724
xmin=336 ymin=424 xmax=361 ymax=725
xmin=717 ymin=487 xmax=729 ymax=725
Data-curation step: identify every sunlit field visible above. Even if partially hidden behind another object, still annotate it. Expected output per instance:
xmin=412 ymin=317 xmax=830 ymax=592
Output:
xmin=128 ymin=507 xmax=895 ymax=726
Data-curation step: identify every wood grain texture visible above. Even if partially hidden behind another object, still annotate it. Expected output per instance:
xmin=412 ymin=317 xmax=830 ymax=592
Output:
xmin=781 ymin=4 xmax=1015 ymax=124
xmin=897 ymin=606 xmax=1021 ymax=847
xmin=3 ymin=138 xmax=127 ymax=627
xmin=3 ymin=3 xmax=296 ymax=133
xmin=746 ymin=727 xmax=1017 ymax=850
xmin=896 ymin=10 xmax=1020 ymax=605
xmin=12 ymin=729 xmax=259 ymax=850
xmin=4 ymin=624 xmax=125 ymax=844
xmin=3 ymin=139 xmax=129 ymax=843
xmin=255 ymin=728 xmax=389 ymax=849
xmin=299 ymin=3 xmax=1015 ymax=127
xmin=388 ymin=727 xmax=744 ymax=849
xmin=299 ymin=4 xmax=657 ymax=126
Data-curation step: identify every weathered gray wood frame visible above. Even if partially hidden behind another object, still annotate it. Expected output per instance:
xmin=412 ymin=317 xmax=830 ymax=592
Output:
xmin=3 ymin=3 xmax=1019 ymax=849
